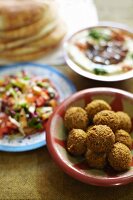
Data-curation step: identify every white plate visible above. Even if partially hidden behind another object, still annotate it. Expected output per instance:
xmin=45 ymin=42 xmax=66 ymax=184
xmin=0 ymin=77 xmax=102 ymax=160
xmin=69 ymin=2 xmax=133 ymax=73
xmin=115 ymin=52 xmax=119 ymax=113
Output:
xmin=64 ymin=22 xmax=133 ymax=82
xmin=0 ymin=63 xmax=76 ymax=152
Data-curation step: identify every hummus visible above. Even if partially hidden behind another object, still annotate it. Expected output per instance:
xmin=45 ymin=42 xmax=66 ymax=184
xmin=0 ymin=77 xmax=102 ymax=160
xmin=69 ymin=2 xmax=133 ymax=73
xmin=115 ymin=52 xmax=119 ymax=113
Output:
xmin=66 ymin=27 xmax=133 ymax=76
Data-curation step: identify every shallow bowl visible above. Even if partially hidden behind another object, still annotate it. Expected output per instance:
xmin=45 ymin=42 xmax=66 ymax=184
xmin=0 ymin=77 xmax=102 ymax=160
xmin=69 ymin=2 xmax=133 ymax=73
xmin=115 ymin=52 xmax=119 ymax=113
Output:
xmin=46 ymin=87 xmax=133 ymax=186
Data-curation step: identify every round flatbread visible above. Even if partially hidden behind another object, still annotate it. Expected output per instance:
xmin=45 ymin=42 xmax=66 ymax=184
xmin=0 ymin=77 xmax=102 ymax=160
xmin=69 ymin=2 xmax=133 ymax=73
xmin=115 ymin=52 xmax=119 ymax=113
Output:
xmin=0 ymin=23 xmax=66 ymax=56
xmin=0 ymin=0 xmax=57 ymax=31
xmin=0 ymin=45 xmax=59 ymax=62
xmin=0 ymin=19 xmax=60 ymax=51
xmin=0 ymin=2 xmax=58 ymax=39
xmin=25 ymin=23 xmax=66 ymax=49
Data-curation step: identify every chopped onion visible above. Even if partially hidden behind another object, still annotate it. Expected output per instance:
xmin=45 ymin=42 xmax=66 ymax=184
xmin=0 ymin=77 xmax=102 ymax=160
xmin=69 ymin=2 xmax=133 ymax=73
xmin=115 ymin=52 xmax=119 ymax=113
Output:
xmin=29 ymin=106 xmax=35 ymax=113
xmin=9 ymin=116 xmax=20 ymax=127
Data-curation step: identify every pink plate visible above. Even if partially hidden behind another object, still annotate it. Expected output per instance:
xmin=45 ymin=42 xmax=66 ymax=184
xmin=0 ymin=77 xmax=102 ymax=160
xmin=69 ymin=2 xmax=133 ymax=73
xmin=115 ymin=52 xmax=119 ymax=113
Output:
xmin=46 ymin=87 xmax=133 ymax=186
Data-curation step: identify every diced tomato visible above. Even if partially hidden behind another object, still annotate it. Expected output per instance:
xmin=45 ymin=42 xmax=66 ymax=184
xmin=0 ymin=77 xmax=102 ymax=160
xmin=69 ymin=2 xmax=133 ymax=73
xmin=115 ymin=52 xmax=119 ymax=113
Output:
xmin=6 ymin=121 xmax=17 ymax=129
xmin=42 ymin=91 xmax=49 ymax=100
xmin=26 ymin=94 xmax=36 ymax=103
xmin=42 ymin=78 xmax=50 ymax=82
xmin=36 ymin=96 xmax=46 ymax=107
xmin=0 ymin=114 xmax=8 ymax=137
xmin=0 ymin=127 xmax=8 ymax=138
xmin=0 ymin=114 xmax=17 ymax=138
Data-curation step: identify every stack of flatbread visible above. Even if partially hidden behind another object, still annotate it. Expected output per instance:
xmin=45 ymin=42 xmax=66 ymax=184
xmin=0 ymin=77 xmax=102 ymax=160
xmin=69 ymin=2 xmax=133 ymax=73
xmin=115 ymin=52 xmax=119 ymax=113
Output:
xmin=0 ymin=0 xmax=66 ymax=62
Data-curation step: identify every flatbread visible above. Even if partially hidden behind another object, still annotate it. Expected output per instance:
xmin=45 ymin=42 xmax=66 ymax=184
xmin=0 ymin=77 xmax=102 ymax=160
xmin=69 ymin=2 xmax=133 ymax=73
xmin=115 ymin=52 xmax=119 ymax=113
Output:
xmin=0 ymin=45 xmax=59 ymax=62
xmin=0 ymin=20 xmax=59 ymax=51
xmin=0 ymin=0 xmax=57 ymax=30
xmin=0 ymin=23 xmax=66 ymax=56
xmin=24 ymin=23 xmax=66 ymax=49
xmin=0 ymin=2 xmax=58 ymax=39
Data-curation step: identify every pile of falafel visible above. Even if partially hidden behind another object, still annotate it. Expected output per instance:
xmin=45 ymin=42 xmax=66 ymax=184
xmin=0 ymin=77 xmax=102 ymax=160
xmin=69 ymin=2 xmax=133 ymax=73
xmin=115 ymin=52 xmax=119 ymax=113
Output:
xmin=64 ymin=99 xmax=133 ymax=172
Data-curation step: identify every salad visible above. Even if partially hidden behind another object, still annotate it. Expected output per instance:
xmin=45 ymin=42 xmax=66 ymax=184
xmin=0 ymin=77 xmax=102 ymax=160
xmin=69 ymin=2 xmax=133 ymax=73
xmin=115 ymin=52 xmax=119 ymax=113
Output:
xmin=0 ymin=71 xmax=59 ymax=138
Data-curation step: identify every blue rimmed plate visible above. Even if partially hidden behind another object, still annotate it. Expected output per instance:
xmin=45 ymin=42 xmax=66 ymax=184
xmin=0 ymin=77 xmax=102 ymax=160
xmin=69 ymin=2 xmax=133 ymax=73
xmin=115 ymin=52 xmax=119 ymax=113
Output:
xmin=0 ymin=62 xmax=76 ymax=152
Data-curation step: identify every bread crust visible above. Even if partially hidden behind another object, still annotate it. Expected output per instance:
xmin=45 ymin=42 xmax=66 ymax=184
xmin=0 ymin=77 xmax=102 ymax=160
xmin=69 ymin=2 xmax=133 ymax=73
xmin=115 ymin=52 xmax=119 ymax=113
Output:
xmin=0 ymin=2 xmax=58 ymax=39
xmin=0 ymin=45 xmax=58 ymax=61
xmin=0 ymin=23 xmax=66 ymax=57
xmin=0 ymin=20 xmax=60 ymax=51
xmin=0 ymin=0 xmax=56 ymax=30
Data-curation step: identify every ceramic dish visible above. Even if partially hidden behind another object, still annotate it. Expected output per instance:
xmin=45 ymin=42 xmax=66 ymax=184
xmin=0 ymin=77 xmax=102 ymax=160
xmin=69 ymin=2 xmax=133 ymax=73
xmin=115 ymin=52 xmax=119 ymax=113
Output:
xmin=0 ymin=63 xmax=76 ymax=152
xmin=46 ymin=87 xmax=133 ymax=186
xmin=64 ymin=22 xmax=133 ymax=82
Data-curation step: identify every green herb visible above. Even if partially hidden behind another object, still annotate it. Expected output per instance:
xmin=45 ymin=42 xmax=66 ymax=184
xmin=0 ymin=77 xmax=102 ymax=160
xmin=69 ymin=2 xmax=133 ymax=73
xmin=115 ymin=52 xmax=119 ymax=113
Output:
xmin=5 ymin=84 xmax=12 ymax=90
xmin=14 ymin=113 xmax=20 ymax=121
xmin=20 ymin=102 xmax=28 ymax=109
xmin=89 ymin=29 xmax=101 ymax=40
xmin=28 ymin=117 xmax=43 ymax=129
xmin=37 ymin=82 xmax=45 ymax=87
xmin=34 ymin=123 xmax=43 ymax=129
xmin=11 ymin=79 xmax=22 ymax=88
xmin=9 ymin=88 xmax=17 ymax=100
xmin=89 ymin=29 xmax=110 ymax=41
xmin=93 ymin=68 xmax=108 ymax=75
xmin=14 ymin=102 xmax=28 ymax=112
xmin=11 ymin=79 xmax=28 ymax=89
xmin=37 ymin=82 xmax=49 ymax=88
xmin=23 ymin=76 xmax=30 ymax=80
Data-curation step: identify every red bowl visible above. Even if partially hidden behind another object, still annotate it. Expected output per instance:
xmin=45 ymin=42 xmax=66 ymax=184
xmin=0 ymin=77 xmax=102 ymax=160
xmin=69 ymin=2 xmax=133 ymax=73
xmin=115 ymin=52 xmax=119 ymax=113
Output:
xmin=46 ymin=87 xmax=133 ymax=186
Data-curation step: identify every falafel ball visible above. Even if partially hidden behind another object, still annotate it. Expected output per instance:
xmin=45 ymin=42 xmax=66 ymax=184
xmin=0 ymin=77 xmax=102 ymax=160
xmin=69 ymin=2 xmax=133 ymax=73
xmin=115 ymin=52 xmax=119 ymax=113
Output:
xmin=85 ymin=149 xmax=106 ymax=169
xmin=85 ymin=99 xmax=111 ymax=120
xmin=86 ymin=125 xmax=94 ymax=132
xmin=115 ymin=129 xmax=132 ymax=149
xmin=93 ymin=110 xmax=120 ymax=132
xmin=117 ymin=111 xmax=132 ymax=132
xmin=64 ymin=107 xmax=88 ymax=130
xmin=108 ymin=142 xmax=132 ymax=171
xmin=67 ymin=129 xmax=87 ymax=156
xmin=86 ymin=125 xmax=115 ymax=153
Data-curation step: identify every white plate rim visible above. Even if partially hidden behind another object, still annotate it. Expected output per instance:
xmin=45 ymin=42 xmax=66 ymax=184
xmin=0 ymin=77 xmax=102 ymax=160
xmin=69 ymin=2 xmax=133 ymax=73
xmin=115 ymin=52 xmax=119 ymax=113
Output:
xmin=64 ymin=22 xmax=133 ymax=82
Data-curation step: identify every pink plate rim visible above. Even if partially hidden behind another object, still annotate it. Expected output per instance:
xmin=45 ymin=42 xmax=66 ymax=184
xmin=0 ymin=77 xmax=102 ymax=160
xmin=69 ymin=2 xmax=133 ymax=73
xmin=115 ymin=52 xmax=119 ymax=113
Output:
xmin=46 ymin=87 xmax=133 ymax=187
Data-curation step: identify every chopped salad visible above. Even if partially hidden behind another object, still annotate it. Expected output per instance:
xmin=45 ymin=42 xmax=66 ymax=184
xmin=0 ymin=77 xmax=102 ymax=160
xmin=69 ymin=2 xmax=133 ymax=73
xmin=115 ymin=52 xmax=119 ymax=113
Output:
xmin=0 ymin=71 xmax=59 ymax=138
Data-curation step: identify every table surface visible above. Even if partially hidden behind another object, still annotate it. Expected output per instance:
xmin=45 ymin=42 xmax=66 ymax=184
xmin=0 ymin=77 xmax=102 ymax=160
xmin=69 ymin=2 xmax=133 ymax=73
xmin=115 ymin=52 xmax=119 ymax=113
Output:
xmin=0 ymin=0 xmax=133 ymax=199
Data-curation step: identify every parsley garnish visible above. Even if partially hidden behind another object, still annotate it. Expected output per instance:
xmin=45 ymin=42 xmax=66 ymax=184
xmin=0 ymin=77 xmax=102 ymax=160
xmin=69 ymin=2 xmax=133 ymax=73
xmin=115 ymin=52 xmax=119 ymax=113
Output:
xmin=93 ymin=68 xmax=108 ymax=75
xmin=89 ymin=29 xmax=110 ymax=41
xmin=28 ymin=117 xmax=43 ymax=129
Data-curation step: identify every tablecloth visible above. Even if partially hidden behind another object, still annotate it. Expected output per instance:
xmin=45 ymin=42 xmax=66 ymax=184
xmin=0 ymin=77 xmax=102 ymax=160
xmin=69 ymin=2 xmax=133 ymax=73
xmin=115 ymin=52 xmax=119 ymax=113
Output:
xmin=0 ymin=0 xmax=133 ymax=199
